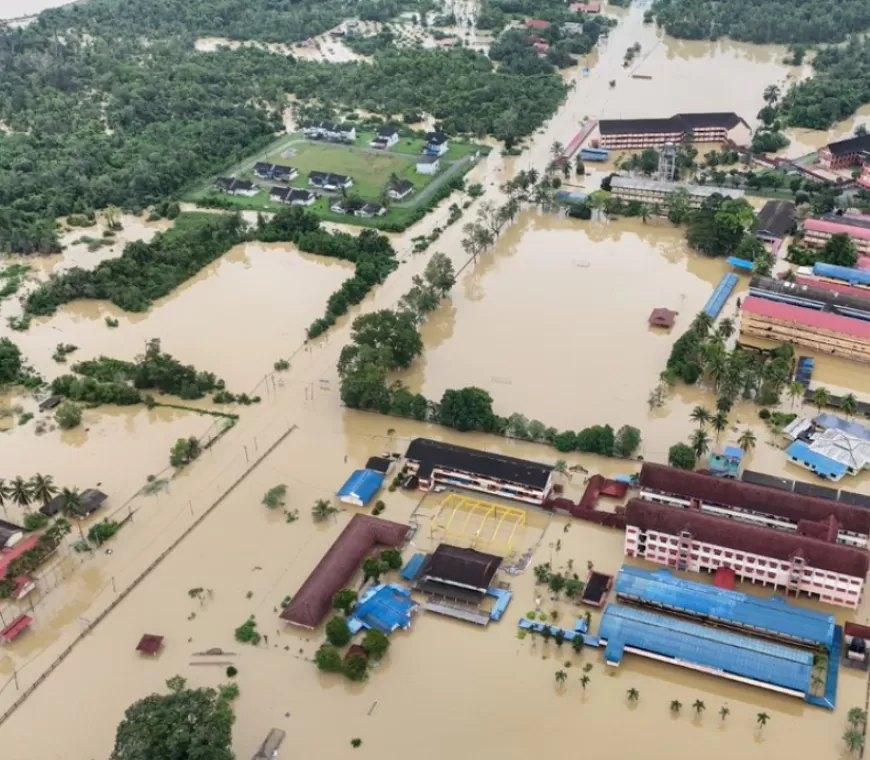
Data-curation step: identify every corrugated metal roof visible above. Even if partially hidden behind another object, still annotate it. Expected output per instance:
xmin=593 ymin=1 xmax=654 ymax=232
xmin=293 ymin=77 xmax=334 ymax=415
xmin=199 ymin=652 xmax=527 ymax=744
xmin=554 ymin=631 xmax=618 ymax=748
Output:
xmin=805 ymin=218 xmax=870 ymax=242
xmin=742 ymin=296 xmax=870 ymax=340
xmin=599 ymin=604 xmax=813 ymax=694
xmin=614 ymin=566 xmax=835 ymax=647
xmin=337 ymin=469 xmax=384 ymax=506
xmin=796 ymin=277 xmax=870 ymax=300
xmin=813 ymin=263 xmax=870 ymax=287
xmin=786 ymin=440 xmax=851 ymax=479
xmin=815 ymin=413 xmax=870 ymax=442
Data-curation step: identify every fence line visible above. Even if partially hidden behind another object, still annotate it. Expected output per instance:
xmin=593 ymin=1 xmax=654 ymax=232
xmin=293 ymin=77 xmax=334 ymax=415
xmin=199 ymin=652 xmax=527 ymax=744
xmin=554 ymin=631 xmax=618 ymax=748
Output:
xmin=0 ymin=423 xmax=297 ymax=729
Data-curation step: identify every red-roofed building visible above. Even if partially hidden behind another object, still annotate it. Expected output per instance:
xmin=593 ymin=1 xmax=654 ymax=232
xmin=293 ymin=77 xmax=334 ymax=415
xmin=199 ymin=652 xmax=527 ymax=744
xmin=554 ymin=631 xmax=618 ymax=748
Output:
xmin=569 ymin=3 xmax=601 ymax=13
xmin=624 ymin=499 xmax=869 ymax=608
xmin=740 ymin=295 xmax=870 ymax=363
xmin=533 ymin=41 xmax=550 ymax=55
xmin=638 ymin=462 xmax=870 ymax=544
xmin=795 ymin=277 xmax=870 ymax=300
xmin=524 ymin=19 xmax=551 ymax=30
xmin=804 ymin=218 xmax=870 ymax=257
xmin=0 ymin=535 xmax=40 ymax=582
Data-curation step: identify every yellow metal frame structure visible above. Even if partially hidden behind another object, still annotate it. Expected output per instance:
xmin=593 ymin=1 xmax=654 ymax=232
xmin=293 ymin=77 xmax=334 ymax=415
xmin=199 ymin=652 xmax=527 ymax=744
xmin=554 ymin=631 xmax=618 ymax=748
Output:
xmin=430 ymin=494 xmax=527 ymax=556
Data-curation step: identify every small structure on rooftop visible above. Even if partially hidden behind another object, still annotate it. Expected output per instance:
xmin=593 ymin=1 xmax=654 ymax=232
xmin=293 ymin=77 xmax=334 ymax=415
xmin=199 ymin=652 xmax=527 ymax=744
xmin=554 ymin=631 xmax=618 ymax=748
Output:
xmin=648 ymin=307 xmax=678 ymax=329
xmin=136 ymin=634 xmax=164 ymax=656
xmin=709 ymin=445 xmax=744 ymax=479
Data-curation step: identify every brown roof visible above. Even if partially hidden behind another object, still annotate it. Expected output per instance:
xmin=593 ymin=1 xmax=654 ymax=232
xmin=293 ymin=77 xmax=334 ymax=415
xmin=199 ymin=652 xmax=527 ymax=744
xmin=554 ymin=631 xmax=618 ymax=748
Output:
xmin=421 ymin=544 xmax=502 ymax=590
xmin=135 ymin=634 xmax=164 ymax=654
xmin=639 ymin=462 xmax=870 ymax=536
xmin=648 ymin=308 xmax=678 ymax=328
xmin=625 ymin=499 xmax=870 ymax=578
xmin=280 ymin=515 xmax=409 ymax=629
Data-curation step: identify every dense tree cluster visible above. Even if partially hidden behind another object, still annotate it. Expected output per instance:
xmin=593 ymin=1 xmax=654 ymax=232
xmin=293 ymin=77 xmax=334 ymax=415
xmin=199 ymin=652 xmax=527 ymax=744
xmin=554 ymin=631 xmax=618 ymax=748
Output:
xmin=685 ymin=195 xmax=756 ymax=257
xmin=787 ymin=233 xmax=859 ymax=268
xmin=26 ymin=213 xmax=248 ymax=313
xmin=665 ymin=312 xmax=795 ymax=407
xmin=0 ymin=338 xmax=22 ymax=385
xmin=649 ymin=0 xmax=870 ymax=44
xmin=781 ymin=39 xmax=870 ymax=129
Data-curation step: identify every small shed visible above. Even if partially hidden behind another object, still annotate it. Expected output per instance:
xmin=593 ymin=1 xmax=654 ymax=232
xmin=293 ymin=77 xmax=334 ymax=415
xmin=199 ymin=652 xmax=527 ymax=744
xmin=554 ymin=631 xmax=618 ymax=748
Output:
xmin=709 ymin=445 xmax=744 ymax=479
xmin=337 ymin=470 xmax=385 ymax=507
xmin=136 ymin=634 xmax=164 ymax=656
xmin=1 ymin=615 xmax=32 ymax=643
xmin=648 ymin=308 xmax=678 ymax=329
xmin=38 ymin=395 xmax=63 ymax=412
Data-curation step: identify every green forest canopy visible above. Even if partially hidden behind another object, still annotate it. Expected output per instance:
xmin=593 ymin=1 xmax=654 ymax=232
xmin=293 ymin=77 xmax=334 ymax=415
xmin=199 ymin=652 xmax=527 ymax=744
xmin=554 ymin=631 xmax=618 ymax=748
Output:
xmin=0 ymin=0 xmax=568 ymax=254
xmin=650 ymin=0 xmax=870 ymax=44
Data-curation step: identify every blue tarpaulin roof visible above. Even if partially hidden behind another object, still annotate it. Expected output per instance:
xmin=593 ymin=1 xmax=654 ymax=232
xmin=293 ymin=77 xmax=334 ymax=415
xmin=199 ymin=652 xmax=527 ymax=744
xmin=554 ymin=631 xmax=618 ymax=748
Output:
xmin=813 ymin=263 xmax=870 ymax=287
xmin=347 ymin=583 xmax=417 ymax=634
xmin=814 ymin=413 xmax=870 ymax=442
xmin=614 ymin=566 xmax=835 ymax=648
xmin=599 ymin=604 xmax=813 ymax=695
xmin=727 ymin=256 xmax=754 ymax=271
xmin=786 ymin=440 xmax=849 ymax=480
xmin=337 ymin=469 xmax=385 ymax=506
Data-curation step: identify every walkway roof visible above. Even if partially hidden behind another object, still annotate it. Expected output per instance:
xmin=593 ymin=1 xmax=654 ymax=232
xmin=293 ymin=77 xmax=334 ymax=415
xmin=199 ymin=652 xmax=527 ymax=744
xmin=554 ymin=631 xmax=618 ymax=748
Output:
xmin=599 ymin=604 xmax=813 ymax=695
xmin=614 ymin=566 xmax=835 ymax=648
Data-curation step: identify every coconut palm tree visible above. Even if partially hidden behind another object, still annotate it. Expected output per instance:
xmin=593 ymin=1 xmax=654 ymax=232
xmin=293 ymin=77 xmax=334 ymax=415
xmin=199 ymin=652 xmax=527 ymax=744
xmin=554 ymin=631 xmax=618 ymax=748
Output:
xmin=627 ymin=687 xmax=639 ymax=703
xmin=847 ymin=707 xmax=867 ymax=728
xmin=639 ymin=204 xmax=653 ymax=224
xmin=555 ymin=669 xmax=567 ymax=687
xmin=670 ymin=699 xmax=682 ymax=714
xmin=689 ymin=428 xmax=711 ymax=460
xmin=716 ymin=395 xmax=733 ymax=414
xmin=787 ymin=380 xmax=804 ymax=408
xmin=311 ymin=499 xmax=337 ymax=522
xmin=812 ymin=386 xmax=830 ymax=412
xmin=571 ymin=636 xmax=585 ymax=654
xmin=0 ymin=478 xmax=10 ymax=513
xmin=763 ymin=84 xmax=781 ymax=105
xmin=579 ymin=674 xmax=590 ymax=691
xmin=737 ymin=429 xmax=756 ymax=453
xmin=843 ymin=728 xmax=864 ymax=755
xmin=59 ymin=487 xmax=84 ymax=518
xmin=553 ymin=460 xmax=569 ymax=479
xmin=29 ymin=474 xmax=59 ymax=506
xmin=719 ymin=705 xmax=730 ymax=721
xmin=691 ymin=312 xmax=714 ymax=338
xmin=842 ymin=393 xmax=858 ymax=418
xmin=756 ymin=712 xmax=770 ymax=728
xmin=711 ymin=412 xmax=728 ymax=442
xmin=690 ymin=406 xmax=711 ymax=427
xmin=692 ymin=699 xmax=706 ymax=717
xmin=717 ymin=317 xmax=735 ymax=340
xmin=10 ymin=476 xmax=32 ymax=509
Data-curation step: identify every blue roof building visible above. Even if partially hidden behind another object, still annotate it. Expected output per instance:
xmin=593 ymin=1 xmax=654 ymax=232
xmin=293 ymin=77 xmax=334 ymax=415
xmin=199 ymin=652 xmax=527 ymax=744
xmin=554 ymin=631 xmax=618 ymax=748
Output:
xmin=598 ymin=604 xmax=813 ymax=697
xmin=614 ymin=566 xmax=835 ymax=648
xmin=814 ymin=413 xmax=870 ymax=442
xmin=347 ymin=583 xmax=418 ymax=635
xmin=337 ymin=469 xmax=385 ymax=507
xmin=786 ymin=440 xmax=849 ymax=482
xmin=813 ymin=263 xmax=870 ymax=287
xmin=709 ymin=445 xmax=744 ymax=478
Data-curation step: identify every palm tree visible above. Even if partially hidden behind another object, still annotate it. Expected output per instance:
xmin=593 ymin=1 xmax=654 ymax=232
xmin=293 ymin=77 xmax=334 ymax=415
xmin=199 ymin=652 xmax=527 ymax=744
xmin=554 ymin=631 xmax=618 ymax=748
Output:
xmin=670 ymin=699 xmax=682 ymax=714
xmin=847 ymin=707 xmax=867 ymax=728
xmin=788 ymin=380 xmax=804 ymax=408
xmin=311 ymin=499 xmax=337 ymax=522
xmin=571 ymin=636 xmax=585 ymax=654
xmin=10 ymin=476 xmax=32 ymax=509
xmin=689 ymin=428 xmax=711 ymax=460
xmin=59 ymin=487 xmax=83 ymax=518
xmin=719 ymin=705 xmax=730 ymax=721
xmin=550 ymin=140 xmax=565 ymax=161
xmin=639 ymin=204 xmax=652 ymax=224
xmin=0 ymin=478 xmax=10 ymax=513
xmin=756 ymin=712 xmax=770 ymax=728
xmin=842 ymin=393 xmax=858 ymax=418
xmin=843 ymin=728 xmax=864 ymax=755
xmin=737 ymin=429 xmax=756 ymax=453
xmin=690 ymin=406 xmax=711 ymax=427
xmin=29 ymin=474 xmax=59 ymax=506
xmin=579 ymin=674 xmax=590 ymax=691
xmin=555 ymin=669 xmax=567 ymax=687
xmin=717 ymin=317 xmax=735 ymax=339
xmin=692 ymin=699 xmax=706 ymax=717
xmin=763 ymin=84 xmax=781 ymax=105
xmin=627 ymin=687 xmax=639 ymax=703
xmin=553 ymin=460 xmax=569 ymax=478
xmin=691 ymin=312 xmax=714 ymax=338
xmin=711 ymin=412 xmax=728 ymax=442
xmin=813 ymin=386 xmax=830 ymax=412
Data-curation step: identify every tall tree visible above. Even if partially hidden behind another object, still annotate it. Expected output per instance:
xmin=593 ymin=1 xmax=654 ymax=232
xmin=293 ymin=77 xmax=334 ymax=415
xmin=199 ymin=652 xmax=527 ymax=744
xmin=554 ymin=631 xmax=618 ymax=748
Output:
xmin=737 ymin=429 xmax=757 ymax=453
xmin=29 ymin=474 xmax=59 ymax=506
xmin=689 ymin=429 xmax=711 ymax=459
xmin=10 ymin=476 xmax=32 ymax=509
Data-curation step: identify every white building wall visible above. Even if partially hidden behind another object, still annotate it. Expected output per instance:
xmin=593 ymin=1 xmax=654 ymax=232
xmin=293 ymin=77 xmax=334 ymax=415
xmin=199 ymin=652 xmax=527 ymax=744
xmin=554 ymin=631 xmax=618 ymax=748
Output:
xmin=623 ymin=525 xmax=863 ymax=609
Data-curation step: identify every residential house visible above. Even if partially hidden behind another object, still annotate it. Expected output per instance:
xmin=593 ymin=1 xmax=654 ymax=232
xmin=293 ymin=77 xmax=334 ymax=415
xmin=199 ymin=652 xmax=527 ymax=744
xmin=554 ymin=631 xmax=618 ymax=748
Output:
xmin=254 ymin=163 xmax=299 ymax=182
xmin=271 ymin=187 xmax=316 ymax=206
xmin=416 ymin=155 xmax=441 ymax=175
xmin=214 ymin=178 xmax=258 ymax=197
xmin=387 ymin=179 xmax=414 ymax=201
xmin=330 ymin=199 xmax=349 ymax=214
xmin=424 ymin=131 xmax=450 ymax=156
xmin=370 ymin=126 xmax=399 ymax=149
xmin=355 ymin=203 xmax=386 ymax=218
xmin=303 ymin=122 xmax=357 ymax=144
xmin=308 ymin=171 xmax=354 ymax=191
xmin=253 ymin=162 xmax=275 ymax=179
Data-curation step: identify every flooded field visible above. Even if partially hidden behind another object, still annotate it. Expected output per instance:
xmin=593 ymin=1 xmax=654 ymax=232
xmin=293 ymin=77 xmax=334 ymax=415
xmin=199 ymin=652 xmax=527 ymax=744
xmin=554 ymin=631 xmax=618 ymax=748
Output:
xmin=3 ymin=1 xmax=870 ymax=758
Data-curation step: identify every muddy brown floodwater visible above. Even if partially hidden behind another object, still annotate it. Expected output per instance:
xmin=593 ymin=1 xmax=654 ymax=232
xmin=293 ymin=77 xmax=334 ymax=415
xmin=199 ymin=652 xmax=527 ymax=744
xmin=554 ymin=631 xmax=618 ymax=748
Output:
xmin=1 ymin=2 xmax=869 ymax=759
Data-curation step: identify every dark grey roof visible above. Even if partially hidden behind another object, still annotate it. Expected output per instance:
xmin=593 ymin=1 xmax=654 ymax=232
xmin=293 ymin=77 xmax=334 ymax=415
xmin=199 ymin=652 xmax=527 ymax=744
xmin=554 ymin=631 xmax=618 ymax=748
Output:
xmin=825 ymin=134 xmax=870 ymax=157
xmin=38 ymin=395 xmax=63 ymax=411
xmin=214 ymin=177 xmax=234 ymax=190
xmin=270 ymin=187 xmax=290 ymax=201
xmin=750 ymin=275 xmax=870 ymax=318
xmin=390 ymin=179 xmax=413 ymax=194
xmin=405 ymin=437 xmax=553 ymax=489
xmin=309 ymin=171 xmax=350 ymax=185
xmin=365 ymin=456 xmax=393 ymax=473
xmin=793 ymin=480 xmax=840 ymax=502
xmin=40 ymin=489 xmax=107 ymax=518
xmin=359 ymin=202 xmax=383 ymax=214
xmin=254 ymin=162 xmax=273 ymax=173
xmin=741 ymin=470 xmax=793 ymax=491
xmin=756 ymin=200 xmax=795 ymax=239
xmin=599 ymin=112 xmax=745 ymax=136
xmin=272 ymin=164 xmax=296 ymax=177
xmin=377 ymin=126 xmax=398 ymax=137
xmin=420 ymin=544 xmax=502 ymax=591
xmin=821 ymin=212 xmax=870 ymax=231
xmin=230 ymin=179 xmax=255 ymax=192
xmin=425 ymin=131 xmax=448 ymax=145
xmin=288 ymin=189 xmax=315 ymax=202
xmin=417 ymin=154 xmax=440 ymax=164
xmin=839 ymin=490 xmax=870 ymax=509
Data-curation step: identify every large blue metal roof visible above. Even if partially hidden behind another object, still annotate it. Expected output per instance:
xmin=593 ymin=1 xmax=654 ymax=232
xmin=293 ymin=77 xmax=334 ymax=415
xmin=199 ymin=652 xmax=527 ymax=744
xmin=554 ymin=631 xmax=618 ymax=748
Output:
xmin=786 ymin=440 xmax=849 ymax=481
xmin=615 ymin=566 xmax=835 ymax=648
xmin=336 ymin=469 xmax=384 ymax=506
xmin=599 ymin=604 xmax=813 ymax=694
xmin=813 ymin=263 xmax=870 ymax=287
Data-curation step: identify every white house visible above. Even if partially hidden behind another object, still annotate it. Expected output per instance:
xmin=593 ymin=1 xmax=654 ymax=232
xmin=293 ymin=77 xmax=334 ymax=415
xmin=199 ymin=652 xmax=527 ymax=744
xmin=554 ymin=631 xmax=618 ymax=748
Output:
xmin=270 ymin=187 xmax=317 ymax=206
xmin=416 ymin=155 xmax=440 ymax=175
xmin=424 ymin=131 xmax=449 ymax=156
xmin=309 ymin=171 xmax=353 ymax=191
xmin=355 ymin=203 xmax=386 ymax=218
xmin=387 ymin=179 xmax=413 ymax=200
xmin=303 ymin=122 xmax=356 ymax=144
xmin=370 ymin=126 xmax=399 ymax=149
xmin=215 ymin=177 xmax=258 ymax=197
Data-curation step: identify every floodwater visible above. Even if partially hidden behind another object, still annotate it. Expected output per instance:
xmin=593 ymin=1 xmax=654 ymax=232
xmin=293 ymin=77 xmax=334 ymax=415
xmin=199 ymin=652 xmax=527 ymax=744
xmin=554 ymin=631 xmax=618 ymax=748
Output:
xmin=2 ymin=2 xmax=870 ymax=759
